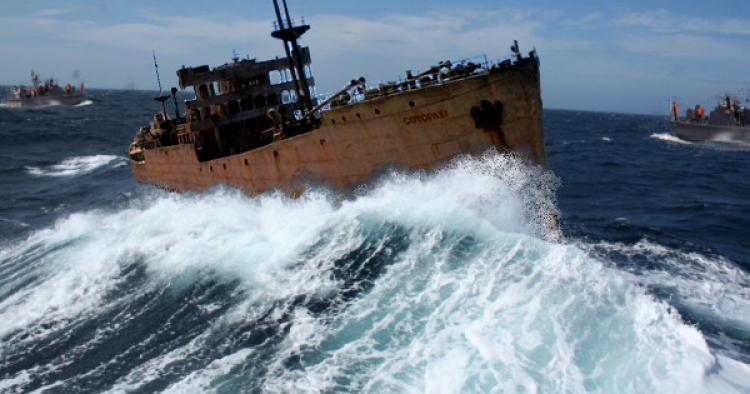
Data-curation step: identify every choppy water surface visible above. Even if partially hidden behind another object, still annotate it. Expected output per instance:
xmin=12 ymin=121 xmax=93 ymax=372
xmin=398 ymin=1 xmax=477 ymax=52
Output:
xmin=1 ymin=91 xmax=749 ymax=392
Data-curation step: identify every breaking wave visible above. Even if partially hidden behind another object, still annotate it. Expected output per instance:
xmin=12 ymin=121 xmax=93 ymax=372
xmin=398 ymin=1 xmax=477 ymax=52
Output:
xmin=1 ymin=150 xmax=748 ymax=392
xmin=580 ymin=238 xmax=750 ymax=363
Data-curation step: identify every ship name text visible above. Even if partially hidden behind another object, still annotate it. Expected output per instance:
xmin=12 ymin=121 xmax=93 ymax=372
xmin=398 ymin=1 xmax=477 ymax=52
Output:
xmin=403 ymin=110 xmax=449 ymax=125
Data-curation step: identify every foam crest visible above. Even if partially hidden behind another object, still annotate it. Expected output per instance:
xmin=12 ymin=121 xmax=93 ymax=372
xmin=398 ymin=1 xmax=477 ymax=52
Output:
xmin=0 ymin=211 xmax=143 ymax=340
xmin=25 ymin=154 xmax=125 ymax=177
xmin=582 ymin=238 xmax=750 ymax=358
xmin=260 ymin=232 xmax=726 ymax=392
xmin=5 ymin=150 xmax=746 ymax=392
xmin=354 ymin=148 xmax=562 ymax=242
xmin=651 ymin=132 xmax=691 ymax=144
xmin=0 ymin=185 xmax=345 ymax=343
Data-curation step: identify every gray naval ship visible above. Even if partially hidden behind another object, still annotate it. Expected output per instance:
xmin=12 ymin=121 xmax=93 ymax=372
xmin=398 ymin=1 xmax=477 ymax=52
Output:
xmin=5 ymin=71 xmax=85 ymax=108
xmin=670 ymin=94 xmax=750 ymax=143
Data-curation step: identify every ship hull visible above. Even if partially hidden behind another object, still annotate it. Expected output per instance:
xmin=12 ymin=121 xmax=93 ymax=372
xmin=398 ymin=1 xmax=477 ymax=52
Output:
xmin=671 ymin=121 xmax=750 ymax=143
xmin=5 ymin=93 xmax=85 ymax=109
xmin=132 ymin=63 xmax=545 ymax=195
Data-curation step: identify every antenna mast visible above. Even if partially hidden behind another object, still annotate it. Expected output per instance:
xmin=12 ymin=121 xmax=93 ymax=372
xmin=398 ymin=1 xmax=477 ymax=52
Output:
xmin=271 ymin=0 xmax=313 ymax=114
xmin=153 ymin=49 xmax=163 ymax=94
xmin=152 ymin=50 xmax=169 ymax=115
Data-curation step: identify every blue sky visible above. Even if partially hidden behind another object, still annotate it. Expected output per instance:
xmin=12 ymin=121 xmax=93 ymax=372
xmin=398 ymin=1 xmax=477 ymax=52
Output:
xmin=1 ymin=0 xmax=748 ymax=114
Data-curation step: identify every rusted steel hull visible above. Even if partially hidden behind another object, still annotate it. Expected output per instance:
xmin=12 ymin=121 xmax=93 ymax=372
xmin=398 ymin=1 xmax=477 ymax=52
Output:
xmin=131 ymin=61 xmax=545 ymax=195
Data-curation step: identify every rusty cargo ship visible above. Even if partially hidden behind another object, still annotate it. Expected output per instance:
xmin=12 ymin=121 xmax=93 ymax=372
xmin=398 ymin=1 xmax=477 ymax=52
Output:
xmin=128 ymin=0 xmax=547 ymax=196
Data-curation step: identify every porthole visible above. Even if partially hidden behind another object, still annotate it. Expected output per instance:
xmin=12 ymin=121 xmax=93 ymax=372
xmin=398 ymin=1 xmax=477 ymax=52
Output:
xmin=375 ymin=109 xmax=381 ymax=115
xmin=409 ymin=101 xmax=415 ymax=107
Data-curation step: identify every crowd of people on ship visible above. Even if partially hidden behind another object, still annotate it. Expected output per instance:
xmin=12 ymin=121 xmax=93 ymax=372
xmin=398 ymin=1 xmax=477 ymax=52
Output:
xmin=674 ymin=95 xmax=748 ymax=126
xmin=14 ymin=79 xmax=83 ymax=99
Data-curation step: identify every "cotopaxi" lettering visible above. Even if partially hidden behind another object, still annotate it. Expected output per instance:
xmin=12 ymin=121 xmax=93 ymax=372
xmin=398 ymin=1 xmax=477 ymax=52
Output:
xmin=403 ymin=110 xmax=449 ymax=125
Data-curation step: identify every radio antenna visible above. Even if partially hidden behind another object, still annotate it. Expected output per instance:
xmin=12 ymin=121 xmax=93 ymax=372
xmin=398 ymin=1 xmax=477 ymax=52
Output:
xmin=152 ymin=49 xmax=169 ymax=115
xmin=152 ymin=49 xmax=163 ymax=94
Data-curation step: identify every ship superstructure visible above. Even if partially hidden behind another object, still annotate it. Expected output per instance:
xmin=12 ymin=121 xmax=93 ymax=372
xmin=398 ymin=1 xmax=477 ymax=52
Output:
xmin=129 ymin=0 xmax=547 ymax=196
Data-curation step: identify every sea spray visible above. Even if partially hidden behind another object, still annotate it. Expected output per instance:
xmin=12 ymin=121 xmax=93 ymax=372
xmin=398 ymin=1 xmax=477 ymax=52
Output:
xmin=25 ymin=154 xmax=126 ymax=177
xmin=580 ymin=238 xmax=750 ymax=363
xmin=0 ymin=150 xmax=747 ymax=392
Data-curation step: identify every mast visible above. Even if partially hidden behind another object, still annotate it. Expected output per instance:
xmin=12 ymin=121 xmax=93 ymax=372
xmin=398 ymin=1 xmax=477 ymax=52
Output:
xmin=270 ymin=0 xmax=314 ymax=114
xmin=152 ymin=50 xmax=169 ymax=116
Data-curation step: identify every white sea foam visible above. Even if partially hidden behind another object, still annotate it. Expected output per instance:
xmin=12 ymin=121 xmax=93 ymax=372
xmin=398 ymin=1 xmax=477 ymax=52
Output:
xmin=1 ymin=150 xmax=748 ymax=392
xmin=0 ymin=370 xmax=32 ymax=393
xmin=25 ymin=154 xmax=125 ymax=177
xmin=161 ymin=349 xmax=255 ymax=393
xmin=260 ymin=237 xmax=725 ymax=392
xmin=0 ymin=210 xmax=144 ymax=340
xmin=651 ymin=132 xmax=691 ymax=144
xmin=581 ymin=238 xmax=750 ymax=359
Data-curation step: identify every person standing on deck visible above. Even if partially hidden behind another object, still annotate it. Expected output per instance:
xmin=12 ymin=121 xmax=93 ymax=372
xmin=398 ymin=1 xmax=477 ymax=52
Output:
xmin=695 ymin=105 xmax=704 ymax=123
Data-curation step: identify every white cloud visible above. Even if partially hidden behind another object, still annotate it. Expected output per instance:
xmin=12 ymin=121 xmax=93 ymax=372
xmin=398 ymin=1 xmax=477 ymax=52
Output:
xmin=616 ymin=33 xmax=746 ymax=59
xmin=616 ymin=9 xmax=750 ymax=36
xmin=1 ymin=2 xmax=746 ymax=114
xmin=35 ymin=8 xmax=68 ymax=17
xmin=562 ymin=12 xmax=605 ymax=29
xmin=0 ymin=15 xmax=272 ymax=54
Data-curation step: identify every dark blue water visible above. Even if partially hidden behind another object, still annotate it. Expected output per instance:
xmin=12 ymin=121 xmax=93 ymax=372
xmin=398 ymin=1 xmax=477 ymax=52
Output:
xmin=1 ymin=90 xmax=749 ymax=393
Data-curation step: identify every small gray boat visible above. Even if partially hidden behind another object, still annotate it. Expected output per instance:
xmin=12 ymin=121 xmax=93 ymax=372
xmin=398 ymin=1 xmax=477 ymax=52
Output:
xmin=670 ymin=95 xmax=750 ymax=143
xmin=5 ymin=71 xmax=85 ymax=109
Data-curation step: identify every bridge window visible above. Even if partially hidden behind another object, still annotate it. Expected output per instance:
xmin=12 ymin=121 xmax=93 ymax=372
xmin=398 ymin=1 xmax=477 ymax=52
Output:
xmin=270 ymin=70 xmax=282 ymax=85
xmin=282 ymin=89 xmax=298 ymax=104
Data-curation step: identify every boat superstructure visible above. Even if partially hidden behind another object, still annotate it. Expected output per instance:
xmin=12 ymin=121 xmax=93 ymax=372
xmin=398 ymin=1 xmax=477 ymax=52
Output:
xmin=671 ymin=94 xmax=750 ymax=143
xmin=6 ymin=71 xmax=85 ymax=108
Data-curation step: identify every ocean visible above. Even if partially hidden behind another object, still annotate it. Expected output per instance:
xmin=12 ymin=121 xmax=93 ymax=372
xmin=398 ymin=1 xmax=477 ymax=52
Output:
xmin=1 ymin=89 xmax=749 ymax=393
